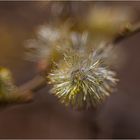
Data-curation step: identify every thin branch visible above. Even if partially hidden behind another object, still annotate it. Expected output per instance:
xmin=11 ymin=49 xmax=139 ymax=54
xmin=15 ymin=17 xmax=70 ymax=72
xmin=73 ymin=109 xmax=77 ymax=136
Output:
xmin=2 ymin=22 xmax=140 ymax=106
xmin=113 ymin=23 xmax=140 ymax=44
xmin=18 ymin=23 xmax=140 ymax=101
xmin=16 ymin=74 xmax=47 ymax=103
xmin=19 ymin=75 xmax=47 ymax=92
xmin=0 ymin=75 xmax=47 ymax=107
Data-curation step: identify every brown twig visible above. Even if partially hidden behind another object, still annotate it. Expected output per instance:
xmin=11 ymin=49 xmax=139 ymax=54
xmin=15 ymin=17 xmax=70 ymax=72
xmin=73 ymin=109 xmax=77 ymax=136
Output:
xmin=113 ymin=23 xmax=140 ymax=44
xmin=3 ymin=23 xmax=140 ymax=106
xmin=19 ymin=75 xmax=47 ymax=92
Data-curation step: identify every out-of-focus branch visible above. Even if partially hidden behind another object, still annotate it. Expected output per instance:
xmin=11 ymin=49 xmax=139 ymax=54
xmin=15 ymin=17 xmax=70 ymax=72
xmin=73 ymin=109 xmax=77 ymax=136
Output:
xmin=19 ymin=75 xmax=47 ymax=92
xmin=0 ymin=75 xmax=47 ymax=106
xmin=16 ymin=74 xmax=47 ymax=103
xmin=2 ymin=23 xmax=140 ymax=106
xmin=17 ymin=23 xmax=140 ymax=103
xmin=113 ymin=23 xmax=140 ymax=44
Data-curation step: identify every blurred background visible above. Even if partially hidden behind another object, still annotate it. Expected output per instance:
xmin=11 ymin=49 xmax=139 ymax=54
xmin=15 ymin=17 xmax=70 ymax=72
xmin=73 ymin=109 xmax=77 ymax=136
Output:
xmin=0 ymin=1 xmax=140 ymax=138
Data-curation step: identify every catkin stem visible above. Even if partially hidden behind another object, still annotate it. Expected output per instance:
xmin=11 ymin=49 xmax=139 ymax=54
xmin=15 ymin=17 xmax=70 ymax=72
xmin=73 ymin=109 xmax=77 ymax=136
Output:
xmin=113 ymin=23 xmax=140 ymax=44
xmin=7 ymin=23 xmax=140 ymax=105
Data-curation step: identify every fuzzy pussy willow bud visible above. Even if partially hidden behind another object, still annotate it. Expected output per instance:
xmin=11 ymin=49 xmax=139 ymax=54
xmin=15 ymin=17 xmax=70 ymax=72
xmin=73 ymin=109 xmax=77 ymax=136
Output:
xmin=48 ymin=46 xmax=118 ymax=108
